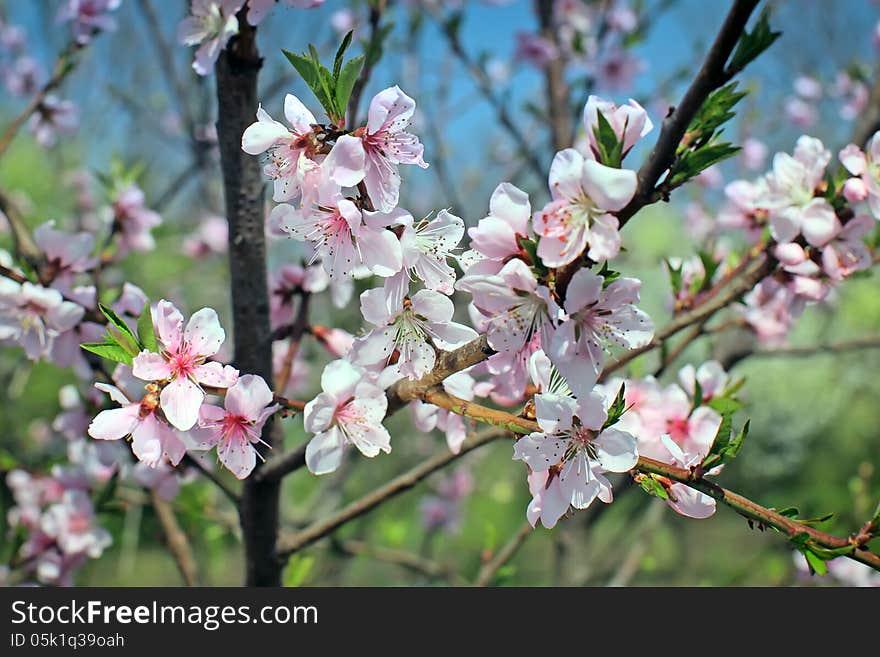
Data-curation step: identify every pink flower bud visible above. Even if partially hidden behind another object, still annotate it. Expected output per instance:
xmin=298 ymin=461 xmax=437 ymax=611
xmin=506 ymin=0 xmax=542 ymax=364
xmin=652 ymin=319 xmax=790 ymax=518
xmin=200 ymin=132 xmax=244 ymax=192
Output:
xmin=843 ymin=177 xmax=868 ymax=203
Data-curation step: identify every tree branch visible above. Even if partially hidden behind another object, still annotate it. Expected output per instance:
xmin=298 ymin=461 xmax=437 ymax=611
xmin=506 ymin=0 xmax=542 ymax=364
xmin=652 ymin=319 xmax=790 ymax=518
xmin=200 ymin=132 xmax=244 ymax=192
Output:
xmin=214 ymin=10 xmax=284 ymax=586
xmin=150 ymin=490 xmax=199 ymax=586
xmin=275 ymin=427 xmax=509 ymax=558
xmin=474 ymin=521 xmax=533 ymax=587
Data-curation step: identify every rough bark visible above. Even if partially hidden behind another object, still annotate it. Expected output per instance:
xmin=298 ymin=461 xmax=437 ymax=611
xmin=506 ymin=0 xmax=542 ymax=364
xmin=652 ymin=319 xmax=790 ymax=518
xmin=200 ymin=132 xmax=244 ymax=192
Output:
xmin=215 ymin=18 xmax=283 ymax=586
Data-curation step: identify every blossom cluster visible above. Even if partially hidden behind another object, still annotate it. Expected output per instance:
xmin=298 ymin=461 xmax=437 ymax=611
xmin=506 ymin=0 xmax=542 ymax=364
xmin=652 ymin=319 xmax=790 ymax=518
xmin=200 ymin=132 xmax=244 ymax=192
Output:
xmin=716 ymin=134 xmax=878 ymax=343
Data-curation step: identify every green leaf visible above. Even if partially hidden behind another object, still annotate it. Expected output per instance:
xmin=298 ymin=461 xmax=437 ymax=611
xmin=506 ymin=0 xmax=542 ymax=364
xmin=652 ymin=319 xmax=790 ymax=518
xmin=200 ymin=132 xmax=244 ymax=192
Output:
xmin=707 ymin=395 xmax=742 ymax=416
xmin=518 ymin=235 xmax=549 ymax=277
xmin=592 ymin=109 xmax=624 ymax=167
xmin=283 ymin=554 xmax=316 ymax=587
xmin=639 ymin=474 xmax=670 ymax=500
xmin=728 ymin=8 xmax=781 ymax=75
xmin=597 ymin=262 xmax=621 ymax=287
xmin=136 ymin=301 xmax=158 ymax=353
xmin=666 ymin=258 xmax=683 ymax=295
xmin=335 ymin=54 xmax=364 ymax=117
xmin=282 ymin=49 xmax=335 ymax=118
xmin=99 ymin=303 xmax=137 ymax=343
xmin=668 ymin=142 xmax=741 ymax=188
xmin=602 ymin=383 xmax=627 ymax=430
xmin=81 ymin=341 xmax=135 ymax=365
xmin=333 ymin=31 xmax=354 ymax=80
xmin=803 ymin=549 xmax=828 ymax=576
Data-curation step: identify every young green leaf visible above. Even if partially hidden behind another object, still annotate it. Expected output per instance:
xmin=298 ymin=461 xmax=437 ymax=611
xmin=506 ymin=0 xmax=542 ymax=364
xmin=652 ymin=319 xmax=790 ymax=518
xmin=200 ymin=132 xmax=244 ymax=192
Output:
xmin=333 ymin=30 xmax=354 ymax=80
xmin=592 ymin=110 xmax=624 ymax=168
xmin=137 ymin=301 xmax=158 ymax=353
xmin=727 ymin=8 xmax=782 ymax=75
xmin=81 ymin=341 xmax=135 ymax=366
xmin=335 ymin=54 xmax=365 ymax=117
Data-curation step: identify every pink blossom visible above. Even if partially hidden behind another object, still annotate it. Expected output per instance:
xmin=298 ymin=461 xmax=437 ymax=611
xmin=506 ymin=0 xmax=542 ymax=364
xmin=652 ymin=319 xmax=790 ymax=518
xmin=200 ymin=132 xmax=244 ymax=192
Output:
xmin=784 ymin=97 xmax=817 ymax=128
xmin=357 ymin=86 xmax=429 ymax=212
xmin=678 ymin=360 xmax=729 ymax=402
xmin=380 ymin=208 xmax=464 ymax=308
xmin=304 ymin=360 xmax=391 ymax=474
xmin=411 ymin=370 xmax=480 ymax=453
xmin=131 ymin=300 xmax=239 ymax=431
xmin=514 ymin=362 xmax=638 ymax=528
xmin=0 ymin=280 xmax=84 ymax=360
xmin=311 ymin=325 xmax=354 ymax=358
xmin=4 ymin=56 xmax=44 ymax=97
xmin=549 ymin=269 xmax=653 ymax=398
xmin=110 ymin=183 xmax=162 ymax=253
xmin=741 ymin=137 xmax=768 ymax=171
xmin=88 ymin=382 xmax=187 ymax=467
xmin=764 ymin=136 xmax=840 ymax=246
xmin=821 ymin=214 xmax=874 ymax=281
xmin=467 ymin=182 xmax=532 ymax=261
xmin=28 ymin=95 xmax=78 ymax=148
xmin=515 ymin=32 xmax=558 ymax=68
xmin=273 ymin=194 xmax=402 ymax=281
xmin=41 ymin=489 xmax=112 ymax=558
xmin=178 ymin=0 xmax=244 ymax=76
xmin=352 ymin=288 xmax=477 ymax=380
xmin=246 ymin=0 xmax=324 ymax=25
xmin=132 ymin=462 xmax=181 ymax=501
xmin=191 ymin=374 xmax=279 ymax=479
xmin=57 ymin=0 xmax=120 ymax=44
xmin=458 ymin=258 xmax=561 ymax=355
xmin=839 ymin=133 xmax=880 ymax=220
xmin=34 ymin=221 xmax=97 ymax=284
xmin=182 ymin=216 xmax=228 ymax=258
xmin=534 ymin=148 xmax=637 ymax=266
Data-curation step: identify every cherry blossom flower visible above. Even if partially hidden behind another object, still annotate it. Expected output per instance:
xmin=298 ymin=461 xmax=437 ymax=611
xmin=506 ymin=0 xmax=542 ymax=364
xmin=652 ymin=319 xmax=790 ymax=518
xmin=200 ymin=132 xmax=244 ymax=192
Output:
xmin=131 ymin=300 xmax=239 ymax=431
xmin=467 ymin=182 xmax=531 ymax=262
xmin=352 ymin=288 xmax=477 ymax=380
xmin=246 ymin=0 xmax=324 ymax=25
xmin=191 ymin=374 xmax=279 ymax=479
xmin=357 ymin=86 xmax=429 ymax=212
xmin=515 ymin=32 xmax=558 ymax=68
xmin=839 ymin=134 xmax=880 ymax=220
xmin=533 ymin=148 xmax=637 ymax=266
xmin=28 ymin=95 xmax=78 ymax=148
xmin=182 ymin=215 xmax=228 ymax=258
xmin=41 ymin=489 xmax=112 ymax=558
xmin=311 ymin=325 xmax=354 ymax=358
xmin=110 ymin=183 xmax=162 ymax=253
xmin=34 ymin=221 xmax=97 ymax=284
xmin=458 ymin=258 xmax=561 ymax=355
xmin=273 ymin=193 xmax=402 ymax=281
xmin=820 ymin=214 xmax=874 ymax=281
xmin=764 ymin=136 xmax=840 ymax=246
xmin=381 ymin=208 xmax=464 ymax=308
xmin=58 ymin=0 xmax=120 ymax=44
xmin=0 ymin=280 xmax=84 ymax=360
xmin=514 ymin=373 xmax=638 ymax=528
xmin=88 ymin=382 xmax=188 ymax=467
xmin=4 ymin=56 xmax=43 ymax=97
xmin=582 ymin=95 xmax=653 ymax=159
xmin=178 ymin=0 xmax=244 ymax=76
xmin=549 ymin=269 xmax=653 ymax=398
xmin=304 ymin=359 xmax=391 ymax=474
xmin=243 ymin=94 xmax=365 ymax=202
xmin=678 ymin=360 xmax=729 ymax=402
xmin=132 ymin=462 xmax=181 ymax=501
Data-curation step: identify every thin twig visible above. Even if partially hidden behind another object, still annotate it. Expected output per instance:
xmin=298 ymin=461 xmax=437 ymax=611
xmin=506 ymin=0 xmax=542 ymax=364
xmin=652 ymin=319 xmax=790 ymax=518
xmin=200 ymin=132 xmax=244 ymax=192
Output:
xmin=149 ymin=490 xmax=199 ymax=586
xmin=276 ymin=427 xmax=509 ymax=558
xmin=474 ymin=521 xmax=533 ymax=587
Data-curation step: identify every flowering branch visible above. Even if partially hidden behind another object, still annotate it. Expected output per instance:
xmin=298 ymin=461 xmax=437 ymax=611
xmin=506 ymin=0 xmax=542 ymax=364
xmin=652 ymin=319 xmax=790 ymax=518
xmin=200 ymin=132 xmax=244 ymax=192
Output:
xmin=0 ymin=38 xmax=82 ymax=160
xmin=416 ymin=386 xmax=880 ymax=571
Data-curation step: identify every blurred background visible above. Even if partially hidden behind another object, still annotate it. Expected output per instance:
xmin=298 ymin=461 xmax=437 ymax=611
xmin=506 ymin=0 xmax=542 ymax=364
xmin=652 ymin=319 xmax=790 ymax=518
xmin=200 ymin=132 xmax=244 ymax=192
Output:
xmin=1 ymin=0 xmax=878 ymax=586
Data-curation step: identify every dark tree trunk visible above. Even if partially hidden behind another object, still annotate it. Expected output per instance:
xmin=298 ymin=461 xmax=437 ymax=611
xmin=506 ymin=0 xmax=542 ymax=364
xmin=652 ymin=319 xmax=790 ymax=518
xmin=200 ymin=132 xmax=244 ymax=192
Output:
xmin=215 ymin=18 xmax=283 ymax=586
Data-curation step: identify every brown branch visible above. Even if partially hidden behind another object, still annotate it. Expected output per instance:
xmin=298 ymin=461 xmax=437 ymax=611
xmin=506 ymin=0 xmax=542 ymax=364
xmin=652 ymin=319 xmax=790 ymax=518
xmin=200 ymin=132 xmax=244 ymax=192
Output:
xmin=534 ymin=0 xmax=571 ymax=151
xmin=332 ymin=538 xmax=466 ymax=585
xmin=0 ymin=39 xmax=82 ymax=160
xmin=150 ymin=490 xmax=199 ymax=586
xmin=215 ymin=9 xmax=284 ymax=586
xmin=748 ymin=336 xmax=880 ymax=358
xmin=0 ymin=189 xmax=41 ymax=263
xmin=385 ymin=335 xmax=495 ymax=414
xmin=474 ymin=521 xmax=533 ymax=587
xmin=616 ymin=0 xmax=760 ymax=229
xmin=275 ymin=293 xmax=310 ymax=392
xmin=181 ymin=453 xmax=240 ymax=506
xmin=418 ymin=384 xmax=880 ymax=572
xmin=275 ymin=427 xmax=509 ymax=558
